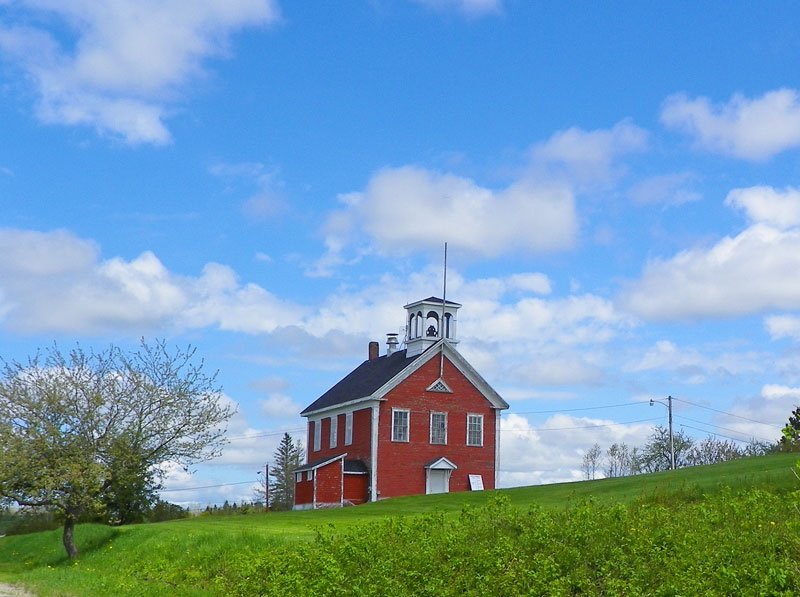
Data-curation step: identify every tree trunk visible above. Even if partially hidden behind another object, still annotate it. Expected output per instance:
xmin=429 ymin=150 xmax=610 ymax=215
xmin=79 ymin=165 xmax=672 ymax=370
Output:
xmin=62 ymin=514 xmax=79 ymax=559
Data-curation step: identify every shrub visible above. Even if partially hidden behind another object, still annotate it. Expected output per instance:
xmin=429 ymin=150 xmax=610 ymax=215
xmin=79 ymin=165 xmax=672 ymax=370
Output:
xmin=215 ymin=491 xmax=800 ymax=596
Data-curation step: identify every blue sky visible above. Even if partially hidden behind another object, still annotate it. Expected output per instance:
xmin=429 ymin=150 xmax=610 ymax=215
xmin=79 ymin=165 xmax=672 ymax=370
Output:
xmin=2 ymin=0 xmax=800 ymax=505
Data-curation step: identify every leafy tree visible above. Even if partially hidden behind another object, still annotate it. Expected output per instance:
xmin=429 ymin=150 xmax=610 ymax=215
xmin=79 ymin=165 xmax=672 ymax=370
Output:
xmin=581 ymin=443 xmax=602 ymax=480
xmin=686 ymin=436 xmax=743 ymax=466
xmin=743 ymin=439 xmax=777 ymax=457
xmin=605 ymin=443 xmax=639 ymax=478
xmin=779 ymin=406 xmax=800 ymax=451
xmin=253 ymin=469 xmax=269 ymax=506
xmin=267 ymin=433 xmax=304 ymax=511
xmin=0 ymin=340 xmax=234 ymax=558
xmin=639 ymin=426 xmax=694 ymax=472
xmin=147 ymin=499 xmax=189 ymax=523
xmin=102 ymin=434 xmax=161 ymax=525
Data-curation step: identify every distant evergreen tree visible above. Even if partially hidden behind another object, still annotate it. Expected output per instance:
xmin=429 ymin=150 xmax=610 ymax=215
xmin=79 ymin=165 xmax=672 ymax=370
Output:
xmin=268 ymin=433 xmax=304 ymax=511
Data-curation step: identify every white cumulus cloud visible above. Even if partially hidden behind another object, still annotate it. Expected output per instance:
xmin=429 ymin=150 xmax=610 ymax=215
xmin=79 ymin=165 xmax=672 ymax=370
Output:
xmin=620 ymin=223 xmax=800 ymax=320
xmin=661 ymin=88 xmax=800 ymax=161
xmin=0 ymin=228 xmax=303 ymax=335
xmin=498 ymin=413 xmax=654 ymax=486
xmin=765 ymin=314 xmax=800 ymax=341
xmin=0 ymin=0 xmax=280 ymax=144
xmin=0 ymin=227 xmax=634 ymax=391
xmin=725 ymin=186 xmax=800 ymax=229
xmin=319 ymin=165 xmax=578 ymax=265
xmin=314 ymin=121 xmax=648 ymax=273
xmin=530 ymin=120 xmax=649 ymax=186
xmin=621 ymin=185 xmax=800 ymax=323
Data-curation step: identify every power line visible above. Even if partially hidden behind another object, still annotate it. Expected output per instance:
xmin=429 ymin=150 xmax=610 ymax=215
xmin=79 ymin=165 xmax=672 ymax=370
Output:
xmin=225 ymin=427 xmax=306 ymax=442
xmin=161 ymin=480 xmax=255 ymax=493
xmin=676 ymin=416 xmax=775 ymax=443
xmin=228 ymin=416 xmax=653 ymax=445
xmin=510 ymin=400 xmax=652 ymax=416
xmin=677 ymin=423 xmax=771 ymax=445
xmin=671 ymin=397 xmax=781 ymax=428
xmin=222 ymin=397 xmax=778 ymax=443
xmin=506 ymin=417 xmax=661 ymax=433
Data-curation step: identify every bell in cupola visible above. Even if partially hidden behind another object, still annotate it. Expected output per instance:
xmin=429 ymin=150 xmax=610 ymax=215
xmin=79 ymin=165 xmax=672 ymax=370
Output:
xmin=403 ymin=297 xmax=461 ymax=357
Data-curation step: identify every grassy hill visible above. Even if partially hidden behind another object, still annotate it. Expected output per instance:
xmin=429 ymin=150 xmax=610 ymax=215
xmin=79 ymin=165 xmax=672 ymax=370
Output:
xmin=1 ymin=453 xmax=798 ymax=596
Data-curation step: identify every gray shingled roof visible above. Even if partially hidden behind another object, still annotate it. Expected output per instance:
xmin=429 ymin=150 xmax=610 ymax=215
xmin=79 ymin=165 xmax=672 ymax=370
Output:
xmin=300 ymin=349 xmax=422 ymax=415
xmin=294 ymin=453 xmax=345 ymax=473
xmin=294 ymin=455 xmax=368 ymax=474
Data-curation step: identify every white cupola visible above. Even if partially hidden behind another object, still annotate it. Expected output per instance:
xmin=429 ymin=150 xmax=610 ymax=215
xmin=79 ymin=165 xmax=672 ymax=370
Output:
xmin=404 ymin=297 xmax=461 ymax=357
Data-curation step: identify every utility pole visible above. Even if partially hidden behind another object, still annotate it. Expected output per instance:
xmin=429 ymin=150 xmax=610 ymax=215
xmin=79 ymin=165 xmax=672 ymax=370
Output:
xmin=667 ymin=396 xmax=675 ymax=470
xmin=650 ymin=396 xmax=676 ymax=470
xmin=257 ymin=463 xmax=270 ymax=511
xmin=265 ymin=463 xmax=270 ymax=512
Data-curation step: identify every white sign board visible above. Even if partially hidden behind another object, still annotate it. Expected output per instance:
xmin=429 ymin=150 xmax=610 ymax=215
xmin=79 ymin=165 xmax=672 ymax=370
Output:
xmin=468 ymin=474 xmax=484 ymax=491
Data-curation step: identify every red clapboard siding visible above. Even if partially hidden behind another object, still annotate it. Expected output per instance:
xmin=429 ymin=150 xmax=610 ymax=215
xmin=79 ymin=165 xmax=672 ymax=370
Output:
xmin=343 ymin=473 xmax=369 ymax=505
xmin=294 ymin=476 xmax=313 ymax=507
xmin=314 ymin=458 xmax=343 ymax=507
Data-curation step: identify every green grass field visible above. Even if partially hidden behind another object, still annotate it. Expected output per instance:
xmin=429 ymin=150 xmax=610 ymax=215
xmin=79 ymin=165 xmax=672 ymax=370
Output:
xmin=1 ymin=452 xmax=797 ymax=596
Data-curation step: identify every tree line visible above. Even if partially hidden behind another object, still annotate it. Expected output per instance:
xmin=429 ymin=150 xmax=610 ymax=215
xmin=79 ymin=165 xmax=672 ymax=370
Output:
xmin=581 ymin=425 xmax=777 ymax=480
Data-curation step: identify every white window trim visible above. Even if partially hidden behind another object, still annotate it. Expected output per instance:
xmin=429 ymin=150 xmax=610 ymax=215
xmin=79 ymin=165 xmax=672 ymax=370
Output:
xmin=313 ymin=419 xmax=321 ymax=452
xmin=329 ymin=415 xmax=338 ymax=448
xmin=391 ymin=408 xmax=410 ymax=442
xmin=306 ymin=470 xmax=313 ymax=481
xmin=344 ymin=411 xmax=353 ymax=446
xmin=295 ymin=472 xmax=302 ymax=483
xmin=430 ymin=411 xmax=447 ymax=445
xmin=467 ymin=413 xmax=484 ymax=447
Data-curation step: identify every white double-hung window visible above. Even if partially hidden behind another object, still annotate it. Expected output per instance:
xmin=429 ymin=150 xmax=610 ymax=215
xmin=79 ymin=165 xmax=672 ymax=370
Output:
xmin=313 ymin=420 xmax=321 ymax=451
xmin=430 ymin=412 xmax=447 ymax=444
xmin=329 ymin=415 xmax=338 ymax=448
xmin=466 ymin=414 xmax=483 ymax=447
xmin=345 ymin=411 xmax=353 ymax=446
xmin=392 ymin=408 xmax=410 ymax=442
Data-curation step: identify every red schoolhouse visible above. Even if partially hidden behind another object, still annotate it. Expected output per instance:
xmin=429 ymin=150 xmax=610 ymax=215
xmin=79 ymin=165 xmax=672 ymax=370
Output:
xmin=294 ymin=297 xmax=508 ymax=509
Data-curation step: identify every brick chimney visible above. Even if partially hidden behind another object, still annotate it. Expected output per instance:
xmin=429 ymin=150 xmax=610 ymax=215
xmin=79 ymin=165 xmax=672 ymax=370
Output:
xmin=368 ymin=341 xmax=379 ymax=360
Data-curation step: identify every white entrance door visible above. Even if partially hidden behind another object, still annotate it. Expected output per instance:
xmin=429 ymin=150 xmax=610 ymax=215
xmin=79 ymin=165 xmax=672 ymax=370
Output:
xmin=428 ymin=469 xmax=449 ymax=494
